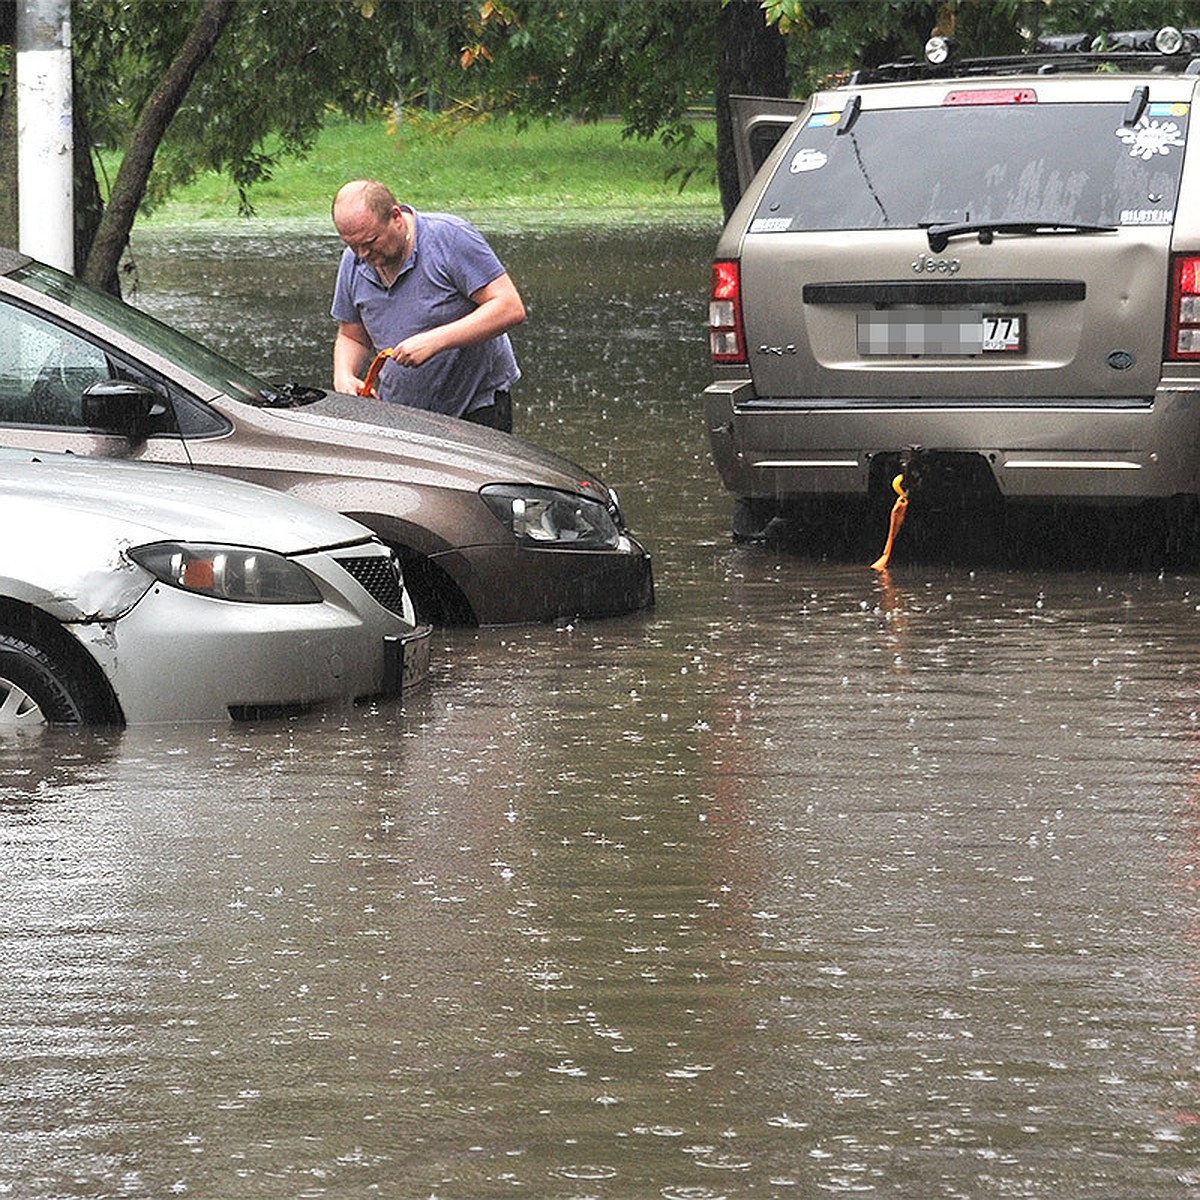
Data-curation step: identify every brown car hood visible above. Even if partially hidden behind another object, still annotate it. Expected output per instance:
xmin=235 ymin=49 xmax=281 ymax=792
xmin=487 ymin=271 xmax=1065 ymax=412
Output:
xmin=244 ymin=389 xmax=617 ymax=505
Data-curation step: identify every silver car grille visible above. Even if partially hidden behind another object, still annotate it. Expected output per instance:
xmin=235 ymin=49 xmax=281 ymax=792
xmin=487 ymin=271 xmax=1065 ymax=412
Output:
xmin=336 ymin=554 xmax=406 ymax=616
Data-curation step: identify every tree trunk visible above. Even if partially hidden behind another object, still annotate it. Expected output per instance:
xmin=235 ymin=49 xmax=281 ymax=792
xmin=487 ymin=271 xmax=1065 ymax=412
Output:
xmin=82 ymin=0 xmax=236 ymax=293
xmin=73 ymin=81 xmax=105 ymax=280
xmin=715 ymin=0 xmax=788 ymax=221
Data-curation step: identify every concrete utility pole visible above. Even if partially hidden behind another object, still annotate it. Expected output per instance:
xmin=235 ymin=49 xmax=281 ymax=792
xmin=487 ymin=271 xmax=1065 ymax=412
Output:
xmin=16 ymin=0 xmax=73 ymax=272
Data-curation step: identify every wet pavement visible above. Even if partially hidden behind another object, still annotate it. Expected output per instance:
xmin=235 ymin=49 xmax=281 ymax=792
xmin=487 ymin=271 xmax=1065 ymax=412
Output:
xmin=4 ymin=224 xmax=1200 ymax=1199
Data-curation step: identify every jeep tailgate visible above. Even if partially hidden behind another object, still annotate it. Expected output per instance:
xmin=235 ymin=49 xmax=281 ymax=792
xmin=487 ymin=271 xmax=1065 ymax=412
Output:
xmin=740 ymin=227 xmax=1170 ymax=403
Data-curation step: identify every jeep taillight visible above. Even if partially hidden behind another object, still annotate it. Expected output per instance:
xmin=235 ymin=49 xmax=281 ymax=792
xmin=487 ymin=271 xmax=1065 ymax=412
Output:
xmin=1168 ymin=254 xmax=1200 ymax=359
xmin=709 ymin=259 xmax=746 ymax=363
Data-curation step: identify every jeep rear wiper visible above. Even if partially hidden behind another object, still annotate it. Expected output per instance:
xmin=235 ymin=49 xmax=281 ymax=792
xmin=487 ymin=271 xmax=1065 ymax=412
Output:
xmin=924 ymin=220 xmax=1117 ymax=253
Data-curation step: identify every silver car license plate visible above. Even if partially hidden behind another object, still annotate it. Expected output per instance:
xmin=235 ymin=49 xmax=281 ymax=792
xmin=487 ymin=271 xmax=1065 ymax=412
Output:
xmin=857 ymin=310 xmax=1025 ymax=355
xmin=382 ymin=625 xmax=432 ymax=696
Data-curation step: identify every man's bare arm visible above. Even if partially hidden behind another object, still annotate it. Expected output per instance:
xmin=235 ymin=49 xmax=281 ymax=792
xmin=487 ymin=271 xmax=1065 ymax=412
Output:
xmin=389 ymin=273 xmax=526 ymax=369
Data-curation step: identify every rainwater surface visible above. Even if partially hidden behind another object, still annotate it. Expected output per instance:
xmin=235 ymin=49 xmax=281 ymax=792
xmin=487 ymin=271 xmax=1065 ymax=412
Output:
xmin=5 ymin=223 xmax=1200 ymax=1199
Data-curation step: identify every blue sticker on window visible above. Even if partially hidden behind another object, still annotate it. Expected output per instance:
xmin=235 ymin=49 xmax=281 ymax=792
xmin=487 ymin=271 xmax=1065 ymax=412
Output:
xmin=1147 ymin=102 xmax=1189 ymax=119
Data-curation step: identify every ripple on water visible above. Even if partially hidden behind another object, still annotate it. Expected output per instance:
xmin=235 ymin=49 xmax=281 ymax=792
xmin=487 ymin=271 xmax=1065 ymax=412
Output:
xmin=550 ymin=1163 xmax=619 ymax=1181
xmin=693 ymin=1153 xmax=753 ymax=1171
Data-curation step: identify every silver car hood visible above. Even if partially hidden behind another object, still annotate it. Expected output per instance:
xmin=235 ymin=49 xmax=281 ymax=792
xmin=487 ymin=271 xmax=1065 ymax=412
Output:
xmin=0 ymin=450 xmax=371 ymax=548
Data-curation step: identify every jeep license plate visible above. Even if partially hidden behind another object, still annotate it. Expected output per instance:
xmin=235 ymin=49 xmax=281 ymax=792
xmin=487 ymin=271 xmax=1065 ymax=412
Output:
xmin=857 ymin=311 xmax=1025 ymax=356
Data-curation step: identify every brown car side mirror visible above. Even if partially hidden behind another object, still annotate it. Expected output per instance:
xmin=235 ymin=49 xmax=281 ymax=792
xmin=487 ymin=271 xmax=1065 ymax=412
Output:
xmin=81 ymin=380 xmax=171 ymax=443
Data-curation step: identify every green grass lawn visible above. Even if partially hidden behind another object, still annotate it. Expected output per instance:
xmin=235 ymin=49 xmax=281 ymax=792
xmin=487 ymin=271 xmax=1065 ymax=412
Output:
xmin=136 ymin=114 xmax=723 ymax=229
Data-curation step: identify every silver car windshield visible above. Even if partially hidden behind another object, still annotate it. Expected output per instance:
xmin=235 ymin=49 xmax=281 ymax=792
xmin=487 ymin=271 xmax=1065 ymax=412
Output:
xmin=753 ymin=100 xmax=1189 ymax=232
xmin=11 ymin=261 xmax=279 ymax=405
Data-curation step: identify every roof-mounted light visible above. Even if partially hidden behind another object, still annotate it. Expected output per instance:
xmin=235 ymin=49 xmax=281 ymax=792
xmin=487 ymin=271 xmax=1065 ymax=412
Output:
xmin=924 ymin=35 xmax=957 ymax=66
xmin=1156 ymin=25 xmax=1187 ymax=54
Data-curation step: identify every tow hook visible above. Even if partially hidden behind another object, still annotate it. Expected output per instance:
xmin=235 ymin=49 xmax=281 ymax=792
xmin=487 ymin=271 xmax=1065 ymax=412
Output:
xmin=869 ymin=446 xmax=921 ymax=571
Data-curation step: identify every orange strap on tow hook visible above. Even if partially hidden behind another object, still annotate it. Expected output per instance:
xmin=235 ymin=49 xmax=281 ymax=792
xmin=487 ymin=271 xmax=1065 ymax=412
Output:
xmin=870 ymin=473 xmax=908 ymax=571
xmin=359 ymin=347 xmax=396 ymax=397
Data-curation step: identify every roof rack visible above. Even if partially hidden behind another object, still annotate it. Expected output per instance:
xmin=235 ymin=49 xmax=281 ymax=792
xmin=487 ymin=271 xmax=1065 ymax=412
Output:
xmin=850 ymin=28 xmax=1200 ymax=85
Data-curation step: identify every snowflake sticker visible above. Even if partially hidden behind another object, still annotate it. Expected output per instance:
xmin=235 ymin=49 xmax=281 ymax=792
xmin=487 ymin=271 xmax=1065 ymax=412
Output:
xmin=1116 ymin=117 xmax=1186 ymax=161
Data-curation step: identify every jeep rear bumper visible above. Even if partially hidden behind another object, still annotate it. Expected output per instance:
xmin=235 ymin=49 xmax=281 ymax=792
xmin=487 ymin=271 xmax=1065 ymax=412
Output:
xmin=704 ymin=382 xmax=1200 ymax=504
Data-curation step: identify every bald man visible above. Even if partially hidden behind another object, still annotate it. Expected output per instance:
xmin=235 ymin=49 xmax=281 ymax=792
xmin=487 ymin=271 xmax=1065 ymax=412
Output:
xmin=331 ymin=179 xmax=525 ymax=431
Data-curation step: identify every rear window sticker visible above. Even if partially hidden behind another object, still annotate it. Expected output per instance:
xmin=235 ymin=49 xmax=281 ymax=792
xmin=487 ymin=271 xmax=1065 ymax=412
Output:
xmin=1148 ymin=102 xmax=1189 ymax=119
xmin=790 ymin=148 xmax=828 ymax=174
xmin=807 ymin=111 xmax=841 ymax=128
xmin=1116 ymin=116 xmax=1186 ymax=160
xmin=750 ymin=217 xmax=793 ymax=233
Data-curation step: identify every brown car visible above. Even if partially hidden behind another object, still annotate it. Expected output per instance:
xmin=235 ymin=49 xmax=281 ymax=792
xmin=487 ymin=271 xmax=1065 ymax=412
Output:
xmin=0 ymin=247 xmax=653 ymax=626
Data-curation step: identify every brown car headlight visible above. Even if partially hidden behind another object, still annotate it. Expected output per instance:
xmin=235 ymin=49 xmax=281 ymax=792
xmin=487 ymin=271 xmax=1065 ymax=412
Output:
xmin=127 ymin=542 xmax=323 ymax=603
xmin=480 ymin=485 xmax=622 ymax=550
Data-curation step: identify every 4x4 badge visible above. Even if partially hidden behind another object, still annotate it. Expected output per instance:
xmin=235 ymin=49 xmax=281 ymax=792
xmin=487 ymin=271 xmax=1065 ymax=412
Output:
xmin=912 ymin=253 xmax=961 ymax=275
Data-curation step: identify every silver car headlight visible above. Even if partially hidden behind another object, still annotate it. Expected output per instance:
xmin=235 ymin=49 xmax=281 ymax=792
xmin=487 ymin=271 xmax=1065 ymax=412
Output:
xmin=480 ymin=485 xmax=623 ymax=550
xmin=127 ymin=542 xmax=323 ymax=603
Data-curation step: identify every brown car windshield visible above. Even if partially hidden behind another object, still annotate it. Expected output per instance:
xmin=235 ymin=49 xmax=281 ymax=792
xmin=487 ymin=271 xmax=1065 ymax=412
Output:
xmin=752 ymin=99 xmax=1189 ymax=233
xmin=11 ymin=260 xmax=299 ymax=406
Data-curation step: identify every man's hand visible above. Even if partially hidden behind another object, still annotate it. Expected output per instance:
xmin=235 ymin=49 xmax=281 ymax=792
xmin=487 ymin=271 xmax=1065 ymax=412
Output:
xmin=333 ymin=321 xmax=373 ymax=394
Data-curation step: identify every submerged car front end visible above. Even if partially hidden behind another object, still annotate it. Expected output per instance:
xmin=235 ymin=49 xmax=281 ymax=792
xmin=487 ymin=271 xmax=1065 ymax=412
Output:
xmin=0 ymin=453 xmax=430 ymax=726
xmin=71 ymin=539 xmax=429 ymax=724
xmin=270 ymin=392 xmax=656 ymax=626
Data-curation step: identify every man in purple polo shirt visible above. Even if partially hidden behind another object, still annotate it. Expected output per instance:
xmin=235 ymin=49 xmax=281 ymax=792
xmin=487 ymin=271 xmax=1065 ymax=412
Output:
xmin=331 ymin=179 xmax=525 ymax=431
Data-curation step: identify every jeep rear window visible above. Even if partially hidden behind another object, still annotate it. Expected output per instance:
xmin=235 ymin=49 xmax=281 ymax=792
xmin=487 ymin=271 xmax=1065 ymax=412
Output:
xmin=751 ymin=101 xmax=1188 ymax=232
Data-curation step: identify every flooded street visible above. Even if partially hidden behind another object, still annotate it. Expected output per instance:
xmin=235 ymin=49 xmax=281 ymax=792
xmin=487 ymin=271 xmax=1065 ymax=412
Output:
xmin=5 ymin=223 xmax=1200 ymax=1198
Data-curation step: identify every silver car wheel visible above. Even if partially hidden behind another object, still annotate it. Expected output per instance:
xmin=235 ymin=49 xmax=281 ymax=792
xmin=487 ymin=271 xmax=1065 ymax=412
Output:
xmin=0 ymin=633 xmax=114 ymax=727
xmin=0 ymin=674 xmax=47 ymax=727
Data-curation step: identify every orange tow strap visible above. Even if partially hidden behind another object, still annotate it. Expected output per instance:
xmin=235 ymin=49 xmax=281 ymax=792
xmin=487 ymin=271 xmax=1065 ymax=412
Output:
xmin=359 ymin=347 xmax=396 ymax=397
xmin=869 ymin=473 xmax=908 ymax=571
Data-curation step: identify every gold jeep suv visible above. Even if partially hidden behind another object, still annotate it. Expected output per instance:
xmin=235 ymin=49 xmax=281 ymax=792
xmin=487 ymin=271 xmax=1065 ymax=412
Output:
xmin=706 ymin=26 xmax=1200 ymax=546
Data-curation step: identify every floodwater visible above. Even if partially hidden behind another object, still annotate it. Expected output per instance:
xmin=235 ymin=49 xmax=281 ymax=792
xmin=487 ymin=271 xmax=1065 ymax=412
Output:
xmin=5 ymin=222 xmax=1200 ymax=1199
